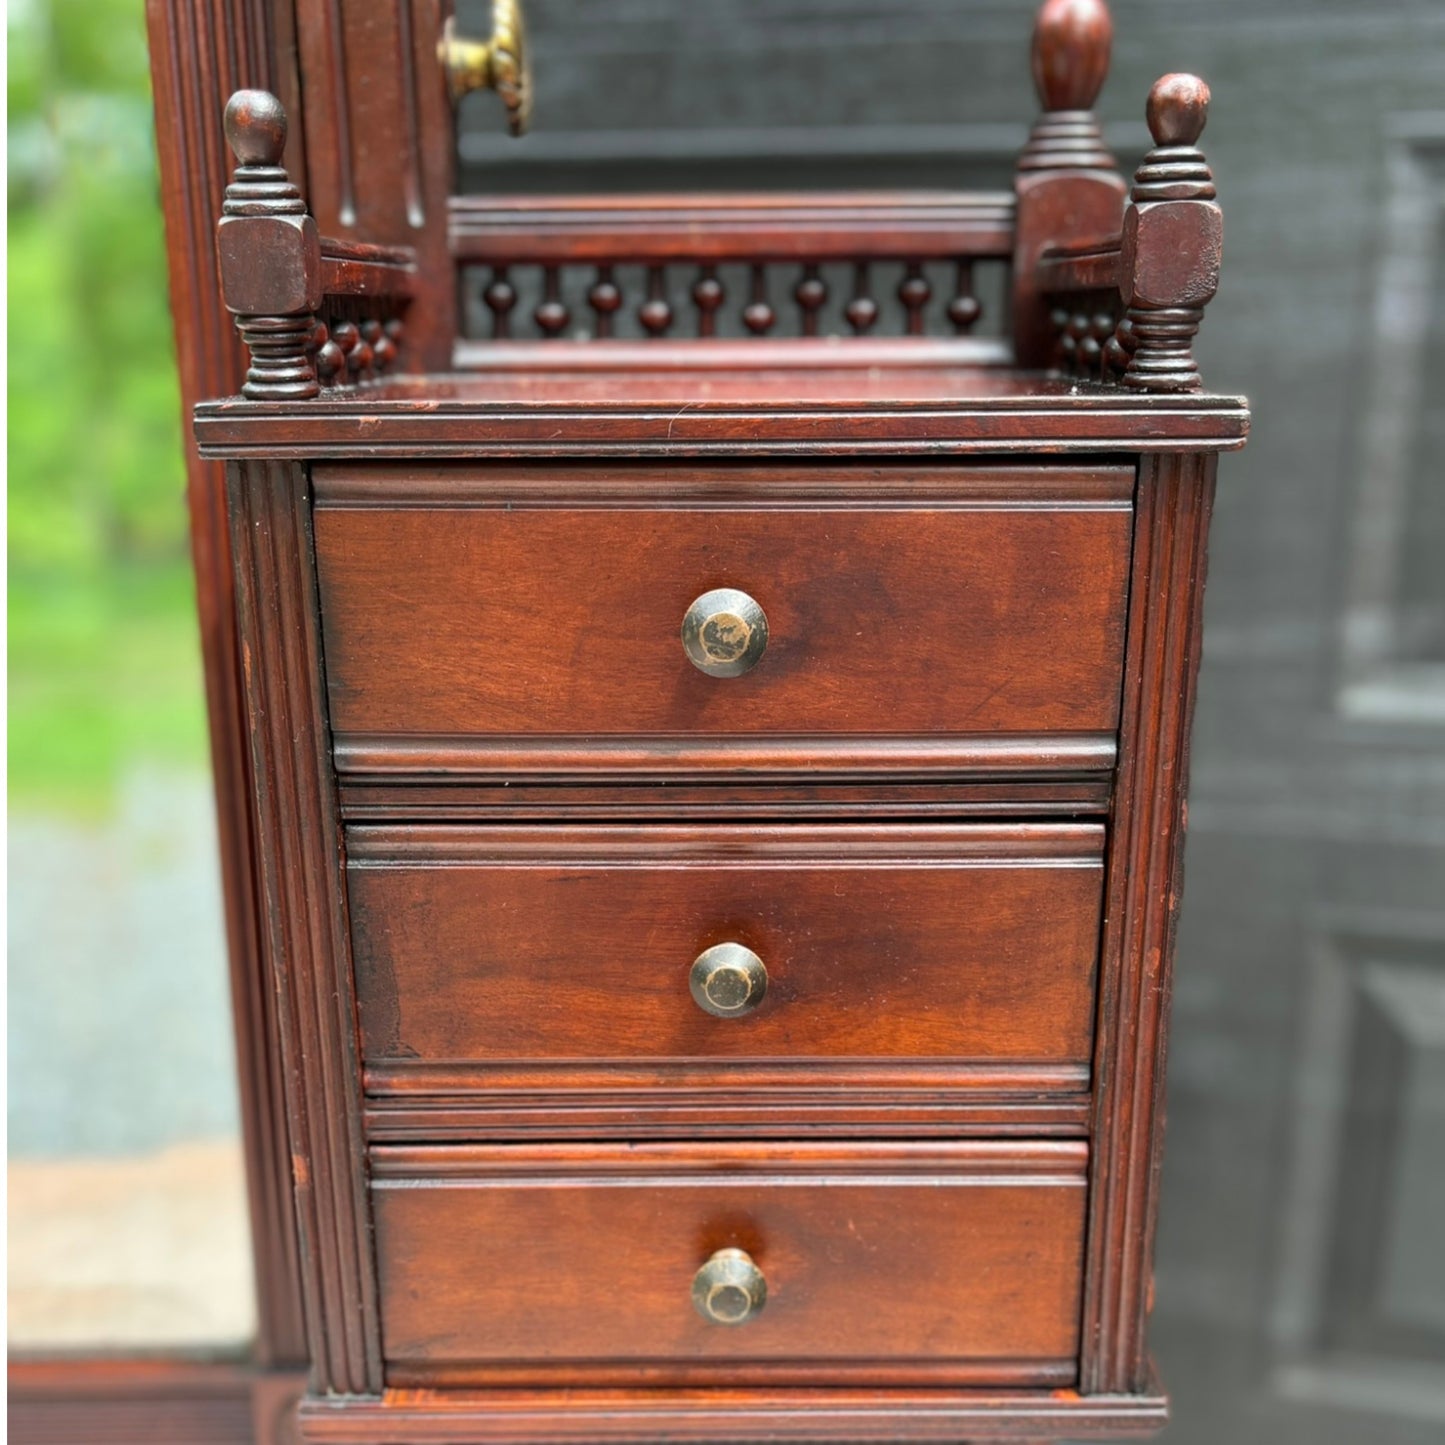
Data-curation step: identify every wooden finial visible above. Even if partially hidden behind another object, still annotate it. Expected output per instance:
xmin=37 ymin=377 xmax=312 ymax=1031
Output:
xmin=1146 ymin=72 xmax=1210 ymax=147
xmin=1032 ymin=0 xmax=1113 ymax=113
xmin=224 ymin=89 xmax=288 ymax=167
xmin=1116 ymin=73 xmax=1221 ymax=391
xmin=1012 ymin=0 xmax=1125 ymax=364
xmin=1020 ymin=0 xmax=1116 ymax=171
xmin=216 ymin=90 xmax=320 ymax=398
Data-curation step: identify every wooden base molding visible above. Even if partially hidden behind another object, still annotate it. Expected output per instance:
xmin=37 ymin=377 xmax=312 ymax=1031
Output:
xmin=297 ymin=1385 xmax=1169 ymax=1442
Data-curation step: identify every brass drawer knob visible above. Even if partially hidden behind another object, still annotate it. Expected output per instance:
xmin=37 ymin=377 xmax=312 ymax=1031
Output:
xmin=692 ymin=1248 xmax=767 ymax=1326
xmin=690 ymin=943 xmax=768 ymax=1018
xmin=681 ymin=588 xmax=768 ymax=677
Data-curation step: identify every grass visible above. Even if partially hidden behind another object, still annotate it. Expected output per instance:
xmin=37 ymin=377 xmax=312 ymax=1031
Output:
xmin=8 ymin=0 xmax=211 ymax=819
xmin=8 ymin=566 xmax=211 ymax=817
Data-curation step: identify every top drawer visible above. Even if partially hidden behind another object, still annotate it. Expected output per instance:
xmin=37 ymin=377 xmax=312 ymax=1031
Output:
xmin=313 ymin=463 xmax=1132 ymax=776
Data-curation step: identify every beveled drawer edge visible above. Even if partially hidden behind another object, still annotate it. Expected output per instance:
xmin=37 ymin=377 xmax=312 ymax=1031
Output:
xmin=332 ymin=731 xmax=1118 ymax=780
xmin=369 ymin=1138 xmax=1089 ymax=1182
xmin=312 ymin=459 xmax=1135 ymax=510
xmin=345 ymin=819 xmax=1106 ymax=867
xmin=385 ymin=1359 xmax=1080 ymax=1392
xmin=362 ymin=1089 xmax=1093 ymax=1144
xmin=335 ymin=778 xmax=1113 ymax=823
xmin=363 ymin=1059 xmax=1094 ymax=1095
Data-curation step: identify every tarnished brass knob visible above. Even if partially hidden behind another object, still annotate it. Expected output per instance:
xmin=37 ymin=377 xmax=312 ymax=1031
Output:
xmin=690 ymin=943 xmax=768 ymax=1018
xmin=692 ymin=1248 xmax=767 ymax=1326
xmin=438 ymin=0 xmax=531 ymax=136
xmin=681 ymin=589 xmax=768 ymax=678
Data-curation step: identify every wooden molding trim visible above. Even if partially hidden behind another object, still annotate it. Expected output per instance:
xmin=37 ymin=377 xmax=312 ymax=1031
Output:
xmin=362 ymin=1089 xmax=1092 ymax=1142
xmin=449 ymin=191 xmax=1015 ymax=263
xmin=225 ymin=460 xmax=380 ymax=1394
xmin=143 ymin=0 xmax=308 ymax=1369
xmin=296 ymin=1384 xmax=1169 ymax=1442
xmin=1081 ymin=451 xmax=1218 ymax=1392
xmin=194 ymin=388 xmax=1251 ymax=459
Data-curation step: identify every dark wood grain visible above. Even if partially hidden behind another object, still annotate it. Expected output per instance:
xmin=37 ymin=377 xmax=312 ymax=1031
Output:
xmin=292 ymin=0 xmax=454 ymax=369
xmin=226 ymin=459 xmax=379 ymax=1395
xmin=155 ymin=0 xmax=1250 ymax=1439
xmin=1012 ymin=0 xmax=1127 ymax=366
xmin=298 ymin=1387 xmax=1169 ymax=1443
xmin=1081 ymin=451 xmax=1217 ymax=1395
xmin=312 ymin=463 xmax=1131 ymax=748
xmin=348 ymin=822 xmax=1102 ymax=1072
xmin=362 ymin=1087 xmax=1092 ymax=1144
xmin=195 ymin=366 xmax=1250 ymax=458
xmin=370 ymin=1142 xmax=1087 ymax=1387
xmin=448 ymin=192 xmax=1015 ymax=264
xmin=143 ymin=0 xmax=309 ymax=1372
xmin=335 ymin=776 xmax=1113 ymax=822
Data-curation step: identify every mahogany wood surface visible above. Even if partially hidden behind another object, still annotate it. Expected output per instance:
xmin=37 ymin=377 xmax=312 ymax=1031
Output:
xmin=449 ymin=191 xmax=1016 ymax=263
xmin=140 ymin=0 xmax=311 ymax=1377
xmin=1080 ymin=451 xmax=1218 ymax=1395
xmin=195 ymin=366 xmax=1249 ymax=458
xmin=348 ymin=822 xmax=1102 ymax=1073
xmin=312 ymin=463 xmax=1131 ymax=747
xmin=133 ymin=1 xmax=1250 ymax=1441
xmin=299 ymin=1385 xmax=1169 ymax=1443
xmin=225 ymin=460 xmax=379 ymax=1398
xmin=370 ymin=1142 xmax=1087 ymax=1387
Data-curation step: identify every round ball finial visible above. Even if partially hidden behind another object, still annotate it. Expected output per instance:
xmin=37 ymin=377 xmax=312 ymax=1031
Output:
xmin=1146 ymin=73 xmax=1210 ymax=147
xmin=224 ymin=89 xmax=288 ymax=166
xmin=1031 ymin=0 xmax=1113 ymax=112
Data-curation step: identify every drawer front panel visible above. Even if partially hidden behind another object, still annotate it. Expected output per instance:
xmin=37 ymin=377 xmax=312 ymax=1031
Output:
xmin=349 ymin=823 xmax=1103 ymax=1075
xmin=313 ymin=464 xmax=1132 ymax=763
xmin=372 ymin=1142 xmax=1087 ymax=1386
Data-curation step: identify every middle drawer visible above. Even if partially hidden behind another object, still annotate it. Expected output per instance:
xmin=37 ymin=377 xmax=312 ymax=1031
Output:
xmin=349 ymin=822 xmax=1103 ymax=1083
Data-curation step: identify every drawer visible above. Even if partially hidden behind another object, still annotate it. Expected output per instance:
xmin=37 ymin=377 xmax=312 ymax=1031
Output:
xmin=372 ymin=1141 xmax=1087 ymax=1387
xmin=349 ymin=823 xmax=1103 ymax=1083
xmin=313 ymin=463 xmax=1132 ymax=774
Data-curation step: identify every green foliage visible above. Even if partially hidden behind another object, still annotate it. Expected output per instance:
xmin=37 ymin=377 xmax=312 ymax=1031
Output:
xmin=8 ymin=0 xmax=209 ymax=811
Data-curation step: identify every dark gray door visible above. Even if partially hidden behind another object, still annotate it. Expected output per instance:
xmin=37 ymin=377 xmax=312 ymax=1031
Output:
xmin=456 ymin=4 xmax=1445 ymax=1441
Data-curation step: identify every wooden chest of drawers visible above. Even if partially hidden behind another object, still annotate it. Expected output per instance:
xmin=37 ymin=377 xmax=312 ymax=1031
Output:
xmin=193 ymin=2 xmax=1248 ymax=1439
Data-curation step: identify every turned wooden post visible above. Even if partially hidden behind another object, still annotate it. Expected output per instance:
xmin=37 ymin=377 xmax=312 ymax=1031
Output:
xmin=1117 ymin=74 xmax=1221 ymax=391
xmin=217 ymin=90 xmax=321 ymax=400
xmin=1012 ymin=0 xmax=1127 ymax=368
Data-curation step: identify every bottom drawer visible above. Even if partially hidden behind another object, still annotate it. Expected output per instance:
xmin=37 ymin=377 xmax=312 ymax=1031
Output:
xmin=372 ymin=1141 xmax=1087 ymax=1388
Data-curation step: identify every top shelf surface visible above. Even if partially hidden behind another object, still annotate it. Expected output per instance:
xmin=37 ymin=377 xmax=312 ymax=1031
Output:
xmin=194 ymin=351 xmax=1249 ymax=461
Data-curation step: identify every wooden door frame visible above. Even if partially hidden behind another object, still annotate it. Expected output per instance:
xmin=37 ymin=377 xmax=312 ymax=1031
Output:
xmin=10 ymin=0 xmax=312 ymax=1436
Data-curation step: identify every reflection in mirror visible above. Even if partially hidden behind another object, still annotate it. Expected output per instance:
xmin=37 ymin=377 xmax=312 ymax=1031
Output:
xmin=7 ymin=0 xmax=255 ymax=1353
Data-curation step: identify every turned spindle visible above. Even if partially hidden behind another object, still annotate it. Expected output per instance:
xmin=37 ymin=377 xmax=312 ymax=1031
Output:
xmin=1012 ymin=0 xmax=1126 ymax=368
xmin=483 ymin=266 xmax=517 ymax=339
xmin=218 ymin=91 xmax=321 ymax=400
xmin=639 ymin=265 xmax=673 ymax=337
xmin=845 ymin=262 xmax=879 ymax=335
xmin=535 ymin=266 xmax=570 ymax=338
xmin=588 ymin=265 xmax=621 ymax=339
xmin=693 ymin=266 xmax=725 ymax=337
xmin=743 ymin=265 xmax=775 ymax=336
xmin=794 ymin=265 xmax=828 ymax=337
xmin=1118 ymin=74 xmax=1221 ymax=392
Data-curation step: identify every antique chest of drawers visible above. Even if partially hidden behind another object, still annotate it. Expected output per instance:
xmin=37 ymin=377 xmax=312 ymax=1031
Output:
xmin=194 ymin=2 xmax=1248 ymax=1439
